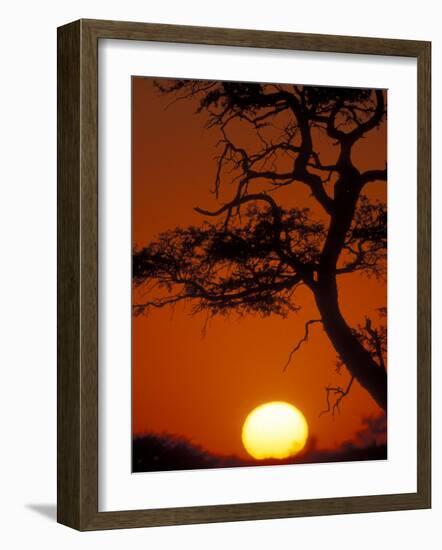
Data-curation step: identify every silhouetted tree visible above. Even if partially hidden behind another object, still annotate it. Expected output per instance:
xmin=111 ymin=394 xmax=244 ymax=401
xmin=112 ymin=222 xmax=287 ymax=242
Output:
xmin=133 ymin=81 xmax=387 ymax=412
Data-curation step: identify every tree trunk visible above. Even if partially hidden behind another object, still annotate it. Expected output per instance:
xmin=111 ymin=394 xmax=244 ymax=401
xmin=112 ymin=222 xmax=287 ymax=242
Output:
xmin=314 ymin=275 xmax=387 ymax=412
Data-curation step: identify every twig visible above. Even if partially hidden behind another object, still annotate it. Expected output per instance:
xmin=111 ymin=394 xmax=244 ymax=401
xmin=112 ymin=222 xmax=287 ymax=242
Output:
xmin=363 ymin=317 xmax=386 ymax=371
xmin=282 ymin=319 xmax=322 ymax=372
xmin=319 ymin=376 xmax=355 ymax=418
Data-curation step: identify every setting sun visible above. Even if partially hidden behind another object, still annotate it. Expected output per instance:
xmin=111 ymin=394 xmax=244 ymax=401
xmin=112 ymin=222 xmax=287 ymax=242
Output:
xmin=242 ymin=402 xmax=309 ymax=460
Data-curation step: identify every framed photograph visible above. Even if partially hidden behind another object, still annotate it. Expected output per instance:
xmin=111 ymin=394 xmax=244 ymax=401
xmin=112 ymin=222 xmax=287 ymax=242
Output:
xmin=57 ymin=19 xmax=431 ymax=530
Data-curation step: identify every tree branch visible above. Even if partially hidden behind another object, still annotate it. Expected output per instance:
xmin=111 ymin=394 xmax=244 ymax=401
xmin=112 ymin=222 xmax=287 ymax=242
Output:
xmin=319 ymin=376 xmax=355 ymax=417
xmin=282 ymin=319 xmax=322 ymax=371
xmin=359 ymin=166 xmax=388 ymax=185
xmin=347 ymin=89 xmax=386 ymax=142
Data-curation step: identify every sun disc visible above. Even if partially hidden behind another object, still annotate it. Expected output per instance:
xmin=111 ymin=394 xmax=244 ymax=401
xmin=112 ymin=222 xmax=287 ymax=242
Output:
xmin=242 ymin=401 xmax=308 ymax=460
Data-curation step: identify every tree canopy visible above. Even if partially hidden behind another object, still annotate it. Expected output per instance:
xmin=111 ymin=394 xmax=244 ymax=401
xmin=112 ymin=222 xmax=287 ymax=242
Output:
xmin=133 ymin=80 xmax=388 ymax=412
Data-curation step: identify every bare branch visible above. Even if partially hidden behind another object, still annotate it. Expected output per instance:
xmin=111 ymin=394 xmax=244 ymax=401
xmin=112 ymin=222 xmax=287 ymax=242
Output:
xmin=282 ymin=319 xmax=322 ymax=371
xmin=319 ymin=376 xmax=355 ymax=417
xmin=359 ymin=166 xmax=388 ymax=185
xmin=194 ymin=192 xmax=283 ymax=244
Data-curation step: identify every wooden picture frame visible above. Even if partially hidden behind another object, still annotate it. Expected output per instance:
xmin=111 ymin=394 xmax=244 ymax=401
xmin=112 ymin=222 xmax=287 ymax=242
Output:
xmin=57 ymin=18 xmax=431 ymax=530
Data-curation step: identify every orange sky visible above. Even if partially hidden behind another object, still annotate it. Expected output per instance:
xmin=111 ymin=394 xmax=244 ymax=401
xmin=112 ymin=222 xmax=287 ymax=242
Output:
xmin=132 ymin=77 xmax=387 ymax=460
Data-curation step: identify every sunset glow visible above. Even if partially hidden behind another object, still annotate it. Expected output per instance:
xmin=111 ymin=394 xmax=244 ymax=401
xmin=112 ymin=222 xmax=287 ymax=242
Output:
xmin=132 ymin=77 xmax=387 ymax=472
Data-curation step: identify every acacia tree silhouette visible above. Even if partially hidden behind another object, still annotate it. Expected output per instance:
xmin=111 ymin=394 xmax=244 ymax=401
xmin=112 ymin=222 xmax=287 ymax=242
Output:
xmin=133 ymin=81 xmax=387 ymax=412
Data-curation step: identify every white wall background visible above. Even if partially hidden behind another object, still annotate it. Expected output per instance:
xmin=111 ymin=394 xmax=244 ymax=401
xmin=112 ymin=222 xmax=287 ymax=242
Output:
xmin=0 ymin=1 xmax=439 ymax=548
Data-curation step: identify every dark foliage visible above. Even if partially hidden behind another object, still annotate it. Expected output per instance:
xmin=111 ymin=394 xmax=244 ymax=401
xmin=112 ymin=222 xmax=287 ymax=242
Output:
xmin=132 ymin=429 xmax=387 ymax=473
xmin=132 ymin=433 xmax=244 ymax=472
